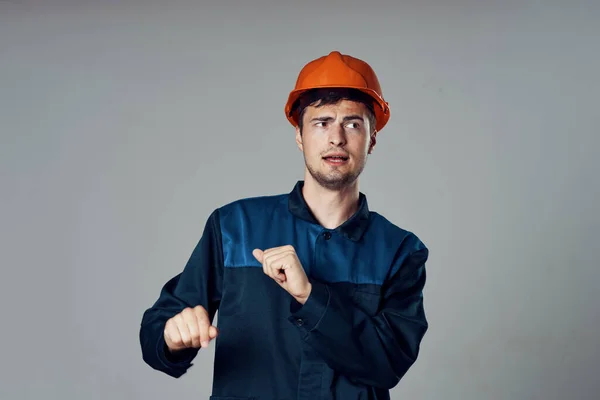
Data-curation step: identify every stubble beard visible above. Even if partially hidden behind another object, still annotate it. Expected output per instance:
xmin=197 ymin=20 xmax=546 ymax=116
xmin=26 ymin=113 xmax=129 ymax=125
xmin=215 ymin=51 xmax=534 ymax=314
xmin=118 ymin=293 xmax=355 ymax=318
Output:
xmin=305 ymin=155 xmax=366 ymax=191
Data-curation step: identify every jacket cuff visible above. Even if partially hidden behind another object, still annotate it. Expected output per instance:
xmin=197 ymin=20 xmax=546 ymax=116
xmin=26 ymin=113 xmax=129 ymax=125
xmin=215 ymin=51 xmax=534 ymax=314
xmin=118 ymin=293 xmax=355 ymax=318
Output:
xmin=157 ymin=331 xmax=197 ymax=369
xmin=289 ymin=281 xmax=330 ymax=333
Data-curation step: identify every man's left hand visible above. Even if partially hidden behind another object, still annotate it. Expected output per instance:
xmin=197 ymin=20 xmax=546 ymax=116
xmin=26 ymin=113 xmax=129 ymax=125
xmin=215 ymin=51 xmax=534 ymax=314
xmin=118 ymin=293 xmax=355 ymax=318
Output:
xmin=252 ymin=245 xmax=312 ymax=304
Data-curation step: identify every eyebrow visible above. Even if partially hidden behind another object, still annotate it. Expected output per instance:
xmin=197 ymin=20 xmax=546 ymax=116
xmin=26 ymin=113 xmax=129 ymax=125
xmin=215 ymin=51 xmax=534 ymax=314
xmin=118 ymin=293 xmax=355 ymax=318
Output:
xmin=342 ymin=115 xmax=364 ymax=122
xmin=310 ymin=115 xmax=364 ymax=123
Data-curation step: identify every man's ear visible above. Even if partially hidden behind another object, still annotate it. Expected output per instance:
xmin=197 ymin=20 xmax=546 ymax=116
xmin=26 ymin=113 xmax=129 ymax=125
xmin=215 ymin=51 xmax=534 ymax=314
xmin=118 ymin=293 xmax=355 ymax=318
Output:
xmin=368 ymin=131 xmax=377 ymax=154
xmin=295 ymin=126 xmax=303 ymax=151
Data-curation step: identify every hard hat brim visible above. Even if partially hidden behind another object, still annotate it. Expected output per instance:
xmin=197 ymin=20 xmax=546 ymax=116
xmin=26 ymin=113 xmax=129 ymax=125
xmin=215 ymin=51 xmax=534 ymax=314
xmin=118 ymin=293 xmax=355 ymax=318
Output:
xmin=284 ymin=85 xmax=390 ymax=132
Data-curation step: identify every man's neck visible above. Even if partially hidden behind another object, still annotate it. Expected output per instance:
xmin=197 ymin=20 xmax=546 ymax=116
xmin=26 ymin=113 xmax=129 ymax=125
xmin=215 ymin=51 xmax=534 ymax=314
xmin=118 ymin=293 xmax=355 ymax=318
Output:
xmin=301 ymin=174 xmax=360 ymax=230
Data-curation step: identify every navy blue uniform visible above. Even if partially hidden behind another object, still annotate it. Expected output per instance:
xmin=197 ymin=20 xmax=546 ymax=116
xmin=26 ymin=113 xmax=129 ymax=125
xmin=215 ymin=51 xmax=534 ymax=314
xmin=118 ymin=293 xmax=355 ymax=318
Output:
xmin=140 ymin=181 xmax=429 ymax=400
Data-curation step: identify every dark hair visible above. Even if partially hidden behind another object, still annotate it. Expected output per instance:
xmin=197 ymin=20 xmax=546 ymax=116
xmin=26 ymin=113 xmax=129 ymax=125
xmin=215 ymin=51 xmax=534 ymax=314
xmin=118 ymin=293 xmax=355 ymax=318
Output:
xmin=290 ymin=88 xmax=377 ymax=133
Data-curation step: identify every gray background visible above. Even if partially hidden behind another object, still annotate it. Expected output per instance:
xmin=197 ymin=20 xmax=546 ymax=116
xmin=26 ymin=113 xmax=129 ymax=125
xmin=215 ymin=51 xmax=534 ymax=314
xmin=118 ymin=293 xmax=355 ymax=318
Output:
xmin=1 ymin=1 xmax=598 ymax=399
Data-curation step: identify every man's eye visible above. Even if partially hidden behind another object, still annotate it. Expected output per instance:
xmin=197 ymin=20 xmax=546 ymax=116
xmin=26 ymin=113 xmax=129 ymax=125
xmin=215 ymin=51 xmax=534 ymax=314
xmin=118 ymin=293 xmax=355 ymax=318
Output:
xmin=346 ymin=122 xmax=360 ymax=129
xmin=315 ymin=122 xmax=326 ymax=127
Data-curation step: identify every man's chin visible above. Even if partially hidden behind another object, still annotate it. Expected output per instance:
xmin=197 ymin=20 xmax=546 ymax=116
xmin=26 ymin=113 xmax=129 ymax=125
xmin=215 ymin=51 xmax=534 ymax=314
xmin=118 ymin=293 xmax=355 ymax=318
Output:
xmin=313 ymin=173 xmax=356 ymax=191
xmin=305 ymin=162 xmax=363 ymax=190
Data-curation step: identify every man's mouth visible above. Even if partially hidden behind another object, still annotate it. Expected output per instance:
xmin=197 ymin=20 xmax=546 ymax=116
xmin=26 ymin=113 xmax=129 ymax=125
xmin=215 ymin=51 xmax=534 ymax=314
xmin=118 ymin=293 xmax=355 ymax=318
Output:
xmin=323 ymin=154 xmax=349 ymax=165
xmin=323 ymin=156 xmax=349 ymax=161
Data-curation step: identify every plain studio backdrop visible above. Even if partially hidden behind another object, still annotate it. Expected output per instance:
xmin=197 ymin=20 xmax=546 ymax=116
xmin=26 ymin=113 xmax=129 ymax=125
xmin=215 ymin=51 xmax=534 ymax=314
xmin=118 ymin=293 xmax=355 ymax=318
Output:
xmin=1 ymin=1 xmax=598 ymax=399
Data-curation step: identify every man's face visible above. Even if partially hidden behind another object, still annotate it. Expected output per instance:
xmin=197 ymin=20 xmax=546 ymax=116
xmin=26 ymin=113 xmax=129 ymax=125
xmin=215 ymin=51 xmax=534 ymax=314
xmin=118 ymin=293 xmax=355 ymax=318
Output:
xmin=295 ymin=99 xmax=376 ymax=190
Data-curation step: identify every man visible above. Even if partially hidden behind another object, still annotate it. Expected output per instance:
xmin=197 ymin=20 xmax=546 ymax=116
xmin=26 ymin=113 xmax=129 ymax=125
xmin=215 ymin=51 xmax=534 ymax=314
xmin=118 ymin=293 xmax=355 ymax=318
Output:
xmin=140 ymin=50 xmax=429 ymax=400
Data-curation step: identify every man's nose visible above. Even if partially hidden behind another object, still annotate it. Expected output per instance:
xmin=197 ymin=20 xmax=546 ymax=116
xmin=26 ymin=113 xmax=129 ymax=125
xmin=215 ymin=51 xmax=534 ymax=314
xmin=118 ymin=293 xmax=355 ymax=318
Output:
xmin=329 ymin=124 xmax=347 ymax=145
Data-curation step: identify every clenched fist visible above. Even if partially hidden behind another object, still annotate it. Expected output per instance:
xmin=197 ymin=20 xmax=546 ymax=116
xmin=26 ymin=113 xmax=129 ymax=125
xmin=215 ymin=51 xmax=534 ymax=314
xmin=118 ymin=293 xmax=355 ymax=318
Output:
xmin=163 ymin=305 xmax=218 ymax=353
xmin=252 ymin=245 xmax=312 ymax=304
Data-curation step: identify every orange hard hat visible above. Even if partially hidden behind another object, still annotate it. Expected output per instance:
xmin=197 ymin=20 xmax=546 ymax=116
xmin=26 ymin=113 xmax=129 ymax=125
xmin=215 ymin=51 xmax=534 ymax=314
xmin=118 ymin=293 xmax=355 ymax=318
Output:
xmin=284 ymin=51 xmax=390 ymax=132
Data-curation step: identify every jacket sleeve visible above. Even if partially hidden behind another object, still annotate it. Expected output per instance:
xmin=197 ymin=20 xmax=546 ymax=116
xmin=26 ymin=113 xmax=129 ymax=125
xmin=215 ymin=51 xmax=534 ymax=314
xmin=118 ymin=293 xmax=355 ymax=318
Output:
xmin=289 ymin=233 xmax=429 ymax=390
xmin=139 ymin=209 xmax=224 ymax=378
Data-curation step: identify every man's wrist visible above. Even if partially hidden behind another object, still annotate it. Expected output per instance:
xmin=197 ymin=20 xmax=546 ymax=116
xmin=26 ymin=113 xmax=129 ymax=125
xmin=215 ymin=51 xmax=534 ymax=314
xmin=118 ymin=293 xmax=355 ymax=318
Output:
xmin=294 ymin=283 xmax=312 ymax=305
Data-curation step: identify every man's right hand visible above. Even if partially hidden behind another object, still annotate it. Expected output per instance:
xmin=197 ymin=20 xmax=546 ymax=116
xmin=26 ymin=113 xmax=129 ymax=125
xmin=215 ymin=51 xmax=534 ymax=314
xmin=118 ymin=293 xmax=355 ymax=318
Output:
xmin=164 ymin=305 xmax=218 ymax=352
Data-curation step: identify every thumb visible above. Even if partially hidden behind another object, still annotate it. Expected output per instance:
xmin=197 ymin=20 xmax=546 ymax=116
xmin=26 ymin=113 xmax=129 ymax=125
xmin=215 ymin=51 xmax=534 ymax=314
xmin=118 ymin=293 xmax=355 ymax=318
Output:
xmin=252 ymin=249 xmax=264 ymax=263
xmin=209 ymin=325 xmax=219 ymax=339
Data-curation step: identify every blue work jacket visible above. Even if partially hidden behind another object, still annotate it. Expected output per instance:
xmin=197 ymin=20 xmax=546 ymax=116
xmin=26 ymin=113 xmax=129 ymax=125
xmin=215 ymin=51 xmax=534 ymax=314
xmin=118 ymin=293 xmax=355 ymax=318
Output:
xmin=140 ymin=180 xmax=429 ymax=400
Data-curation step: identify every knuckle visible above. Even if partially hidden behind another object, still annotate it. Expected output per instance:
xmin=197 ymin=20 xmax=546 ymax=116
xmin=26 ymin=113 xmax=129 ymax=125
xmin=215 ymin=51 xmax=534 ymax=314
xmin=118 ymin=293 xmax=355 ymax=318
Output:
xmin=168 ymin=331 xmax=182 ymax=345
xmin=194 ymin=305 xmax=207 ymax=316
xmin=180 ymin=331 xmax=190 ymax=343
xmin=174 ymin=336 xmax=183 ymax=346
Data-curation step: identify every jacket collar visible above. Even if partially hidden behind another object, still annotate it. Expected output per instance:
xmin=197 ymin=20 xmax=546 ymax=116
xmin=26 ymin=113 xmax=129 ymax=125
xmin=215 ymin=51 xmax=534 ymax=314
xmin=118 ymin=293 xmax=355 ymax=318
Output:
xmin=287 ymin=180 xmax=370 ymax=242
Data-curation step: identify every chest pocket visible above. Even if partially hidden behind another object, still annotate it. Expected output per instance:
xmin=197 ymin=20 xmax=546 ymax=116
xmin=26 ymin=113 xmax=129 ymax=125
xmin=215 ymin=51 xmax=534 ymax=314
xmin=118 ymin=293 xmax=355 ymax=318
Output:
xmin=352 ymin=287 xmax=382 ymax=316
